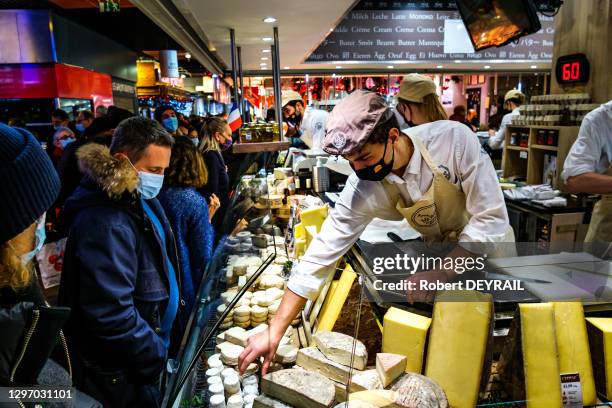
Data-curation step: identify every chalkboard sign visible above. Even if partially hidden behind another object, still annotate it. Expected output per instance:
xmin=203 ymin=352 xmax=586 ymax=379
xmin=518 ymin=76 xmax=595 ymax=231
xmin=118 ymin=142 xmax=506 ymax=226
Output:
xmin=306 ymin=7 xmax=554 ymax=64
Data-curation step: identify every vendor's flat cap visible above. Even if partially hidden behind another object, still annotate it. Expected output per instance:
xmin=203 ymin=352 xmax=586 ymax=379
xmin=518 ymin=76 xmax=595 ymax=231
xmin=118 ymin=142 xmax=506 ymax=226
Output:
xmin=322 ymin=90 xmax=391 ymax=156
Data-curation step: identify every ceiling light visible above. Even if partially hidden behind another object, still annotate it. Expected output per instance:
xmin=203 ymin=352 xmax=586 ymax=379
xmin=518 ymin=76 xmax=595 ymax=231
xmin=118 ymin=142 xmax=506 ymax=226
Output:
xmin=530 ymin=65 xmax=538 ymax=69
xmin=330 ymin=28 xmax=334 ymax=32
xmin=260 ymin=63 xmax=267 ymax=66
xmin=335 ymin=65 xmax=342 ymax=69
xmin=180 ymin=74 xmax=186 ymax=79
xmin=387 ymin=65 xmax=394 ymax=69
xmin=454 ymin=60 xmax=461 ymax=63
xmin=262 ymin=37 xmax=273 ymax=42
xmin=262 ymin=49 xmax=270 ymax=53
xmin=436 ymin=65 xmax=443 ymax=69
xmin=261 ymin=57 xmax=268 ymax=61
xmin=263 ymin=17 xmax=277 ymax=23
xmin=284 ymin=66 xmax=290 ymax=69
xmin=484 ymin=65 xmax=491 ymax=69
xmin=185 ymin=52 xmax=191 ymax=59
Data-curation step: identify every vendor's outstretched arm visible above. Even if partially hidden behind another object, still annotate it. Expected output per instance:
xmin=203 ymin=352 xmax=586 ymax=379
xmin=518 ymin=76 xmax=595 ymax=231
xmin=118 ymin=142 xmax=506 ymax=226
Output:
xmin=238 ymin=176 xmax=374 ymax=374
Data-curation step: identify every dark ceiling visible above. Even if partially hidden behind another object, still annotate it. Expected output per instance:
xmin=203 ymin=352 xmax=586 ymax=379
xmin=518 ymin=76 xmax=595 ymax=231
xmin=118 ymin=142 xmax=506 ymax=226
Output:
xmin=0 ymin=0 xmax=209 ymax=76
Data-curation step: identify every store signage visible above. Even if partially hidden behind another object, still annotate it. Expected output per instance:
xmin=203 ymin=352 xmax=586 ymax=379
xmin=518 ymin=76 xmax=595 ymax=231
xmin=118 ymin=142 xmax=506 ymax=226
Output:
xmin=555 ymin=54 xmax=590 ymax=85
xmin=306 ymin=8 xmax=554 ymax=63
xmin=159 ymin=50 xmax=179 ymax=78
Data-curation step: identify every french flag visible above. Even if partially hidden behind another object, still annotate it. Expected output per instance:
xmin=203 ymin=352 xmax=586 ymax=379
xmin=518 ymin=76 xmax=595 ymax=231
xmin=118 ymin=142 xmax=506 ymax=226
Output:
xmin=227 ymin=102 xmax=243 ymax=132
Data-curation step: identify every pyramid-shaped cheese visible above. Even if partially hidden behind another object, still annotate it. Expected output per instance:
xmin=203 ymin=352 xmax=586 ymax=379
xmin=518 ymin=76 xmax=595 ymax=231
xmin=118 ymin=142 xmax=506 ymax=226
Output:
xmin=376 ymin=353 xmax=407 ymax=387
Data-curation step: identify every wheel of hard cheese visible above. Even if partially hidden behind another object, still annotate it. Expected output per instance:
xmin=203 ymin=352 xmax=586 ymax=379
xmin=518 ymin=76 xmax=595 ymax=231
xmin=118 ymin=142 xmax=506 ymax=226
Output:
xmin=390 ymin=373 xmax=449 ymax=408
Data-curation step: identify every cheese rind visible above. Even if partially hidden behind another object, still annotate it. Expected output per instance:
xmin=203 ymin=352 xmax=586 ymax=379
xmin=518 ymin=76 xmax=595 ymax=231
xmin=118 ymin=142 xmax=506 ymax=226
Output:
xmin=519 ymin=303 xmax=563 ymax=408
xmin=382 ymin=308 xmax=431 ymax=373
xmin=317 ymin=266 xmax=356 ymax=333
xmin=347 ymin=390 xmax=398 ymax=407
xmin=313 ymin=331 xmax=368 ymax=370
xmin=376 ymin=353 xmax=407 ymax=388
xmin=261 ymin=368 xmax=335 ymax=408
xmin=390 ymin=373 xmax=448 ymax=407
xmin=552 ymin=302 xmax=597 ymax=405
xmin=350 ymin=369 xmax=383 ymax=392
xmin=586 ymin=317 xmax=612 ymax=399
xmin=296 ymin=346 xmax=358 ymax=383
xmin=424 ymin=291 xmax=492 ymax=408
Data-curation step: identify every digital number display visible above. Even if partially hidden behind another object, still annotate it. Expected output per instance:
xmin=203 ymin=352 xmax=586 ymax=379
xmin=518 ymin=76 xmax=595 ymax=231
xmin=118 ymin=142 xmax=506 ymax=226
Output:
xmin=555 ymin=53 xmax=590 ymax=84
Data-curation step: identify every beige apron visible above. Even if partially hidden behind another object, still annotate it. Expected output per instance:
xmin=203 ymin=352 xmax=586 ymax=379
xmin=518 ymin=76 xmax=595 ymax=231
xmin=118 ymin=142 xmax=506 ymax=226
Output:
xmin=382 ymin=135 xmax=470 ymax=243
xmin=382 ymin=135 xmax=515 ymax=249
xmin=585 ymin=165 xmax=612 ymax=242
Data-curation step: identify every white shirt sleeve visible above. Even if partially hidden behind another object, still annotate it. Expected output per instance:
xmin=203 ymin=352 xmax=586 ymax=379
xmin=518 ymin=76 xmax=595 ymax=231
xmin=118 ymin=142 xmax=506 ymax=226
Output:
xmin=562 ymin=114 xmax=605 ymax=182
xmin=287 ymin=176 xmax=374 ymax=300
xmin=454 ymin=126 xmax=511 ymax=242
xmin=488 ymin=112 xmax=512 ymax=150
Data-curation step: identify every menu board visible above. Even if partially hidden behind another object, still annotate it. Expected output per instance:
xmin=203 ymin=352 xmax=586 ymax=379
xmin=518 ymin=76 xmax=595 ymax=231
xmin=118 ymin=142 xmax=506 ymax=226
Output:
xmin=306 ymin=2 xmax=554 ymax=63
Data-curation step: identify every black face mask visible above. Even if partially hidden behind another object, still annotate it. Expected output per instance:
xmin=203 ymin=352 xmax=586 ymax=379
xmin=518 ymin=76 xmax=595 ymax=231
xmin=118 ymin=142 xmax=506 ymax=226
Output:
xmin=285 ymin=110 xmax=302 ymax=126
xmin=350 ymin=136 xmax=395 ymax=181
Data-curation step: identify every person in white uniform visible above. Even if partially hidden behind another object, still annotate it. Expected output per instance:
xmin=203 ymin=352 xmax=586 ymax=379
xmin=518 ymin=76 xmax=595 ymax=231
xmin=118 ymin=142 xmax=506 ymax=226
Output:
xmin=488 ymin=90 xmax=525 ymax=150
xmin=238 ymin=86 xmax=513 ymax=375
xmin=562 ymin=100 xmax=612 ymax=242
xmin=280 ymin=90 xmax=329 ymax=150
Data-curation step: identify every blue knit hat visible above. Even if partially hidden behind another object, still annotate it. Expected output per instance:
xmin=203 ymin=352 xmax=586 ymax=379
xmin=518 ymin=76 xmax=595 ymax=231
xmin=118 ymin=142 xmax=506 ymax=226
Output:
xmin=0 ymin=123 xmax=60 ymax=242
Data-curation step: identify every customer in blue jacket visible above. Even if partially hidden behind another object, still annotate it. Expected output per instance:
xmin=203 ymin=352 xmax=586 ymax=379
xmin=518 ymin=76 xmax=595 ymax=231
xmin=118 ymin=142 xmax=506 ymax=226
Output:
xmin=58 ymin=117 xmax=180 ymax=408
xmin=158 ymin=138 xmax=216 ymax=327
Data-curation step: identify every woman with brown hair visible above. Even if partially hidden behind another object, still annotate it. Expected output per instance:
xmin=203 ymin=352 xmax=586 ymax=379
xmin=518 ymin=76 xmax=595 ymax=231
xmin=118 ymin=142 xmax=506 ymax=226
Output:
xmin=158 ymin=138 xmax=216 ymax=326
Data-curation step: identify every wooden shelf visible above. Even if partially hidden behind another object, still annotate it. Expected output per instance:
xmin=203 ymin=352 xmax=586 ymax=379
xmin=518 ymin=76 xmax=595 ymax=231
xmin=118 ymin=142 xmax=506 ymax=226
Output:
xmin=501 ymin=125 xmax=579 ymax=189
xmin=232 ymin=141 xmax=291 ymax=154
xmin=508 ymin=125 xmax=580 ymax=130
xmin=530 ymin=144 xmax=559 ymax=151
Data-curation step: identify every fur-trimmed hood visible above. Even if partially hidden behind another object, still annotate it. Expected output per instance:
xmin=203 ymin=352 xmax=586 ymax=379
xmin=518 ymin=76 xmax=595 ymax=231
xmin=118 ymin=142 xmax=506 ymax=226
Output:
xmin=76 ymin=143 xmax=139 ymax=197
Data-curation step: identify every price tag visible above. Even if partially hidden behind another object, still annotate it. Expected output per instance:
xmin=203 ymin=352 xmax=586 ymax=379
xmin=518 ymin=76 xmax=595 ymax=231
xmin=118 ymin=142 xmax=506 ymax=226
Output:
xmin=519 ymin=151 xmax=528 ymax=159
xmin=560 ymin=373 xmax=582 ymax=408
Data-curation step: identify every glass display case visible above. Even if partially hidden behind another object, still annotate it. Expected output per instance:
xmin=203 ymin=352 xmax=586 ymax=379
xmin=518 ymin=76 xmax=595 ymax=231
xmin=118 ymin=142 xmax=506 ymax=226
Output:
xmin=162 ymin=151 xmax=291 ymax=407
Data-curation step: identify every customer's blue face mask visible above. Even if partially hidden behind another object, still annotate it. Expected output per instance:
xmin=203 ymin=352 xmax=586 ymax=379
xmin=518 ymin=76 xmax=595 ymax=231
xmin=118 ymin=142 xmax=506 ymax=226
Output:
xmin=162 ymin=116 xmax=179 ymax=133
xmin=75 ymin=123 xmax=86 ymax=133
xmin=138 ymin=171 xmax=165 ymax=199
xmin=60 ymin=139 xmax=74 ymax=149
xmin=191 ymin=138 xmax=200 ymax=147
xmin=22 ymin=214 xmax=46 ymax=265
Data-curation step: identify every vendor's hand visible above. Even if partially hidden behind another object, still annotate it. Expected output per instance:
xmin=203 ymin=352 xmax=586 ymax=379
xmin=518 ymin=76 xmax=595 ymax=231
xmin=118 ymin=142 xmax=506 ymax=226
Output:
xmin=238 ymin=327 xmax=282 ymax=376
xmin=405 ymin=269 xmax=454 ymax=304
xmin=208 ymin=194 xmax=220 ymax=221
xmin=488 ymin=129 xmax=496 ymax=137
xmin=231 ymin=218 xmax=248 ymax=236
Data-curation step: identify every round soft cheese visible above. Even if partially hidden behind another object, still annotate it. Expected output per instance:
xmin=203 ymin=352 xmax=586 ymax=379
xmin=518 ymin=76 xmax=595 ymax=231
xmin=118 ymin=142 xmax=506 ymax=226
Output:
xmin=207 ymin=375 xmax=222 ymax=387
xmin=227 ymin=394 xmax=244 ymax=408
xmin=209 ymin=393 xmax=225 ymax=408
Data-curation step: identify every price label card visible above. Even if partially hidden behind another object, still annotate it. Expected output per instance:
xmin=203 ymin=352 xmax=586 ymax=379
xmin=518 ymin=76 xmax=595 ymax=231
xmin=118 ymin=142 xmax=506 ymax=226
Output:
xmin=519 ymin=151 xmax=528 ymax=159
xmin=560 ymin=373 xmax=582 ymax=408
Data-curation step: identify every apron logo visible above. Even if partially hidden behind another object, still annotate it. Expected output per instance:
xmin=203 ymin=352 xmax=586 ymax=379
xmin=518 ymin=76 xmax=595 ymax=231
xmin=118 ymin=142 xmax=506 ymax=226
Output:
xmin=411 ymin=203 xmax=438 ymax=227
xmin=332 ymin=133 xmax=346 ymax=149
xmin=438 ymin=165 xmax=451 ymax=180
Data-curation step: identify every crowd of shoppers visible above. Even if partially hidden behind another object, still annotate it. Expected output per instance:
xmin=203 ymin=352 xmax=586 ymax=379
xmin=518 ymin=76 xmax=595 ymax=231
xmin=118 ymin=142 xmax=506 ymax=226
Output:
xmin=0 ymin=104 xmax=246 ymax=407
